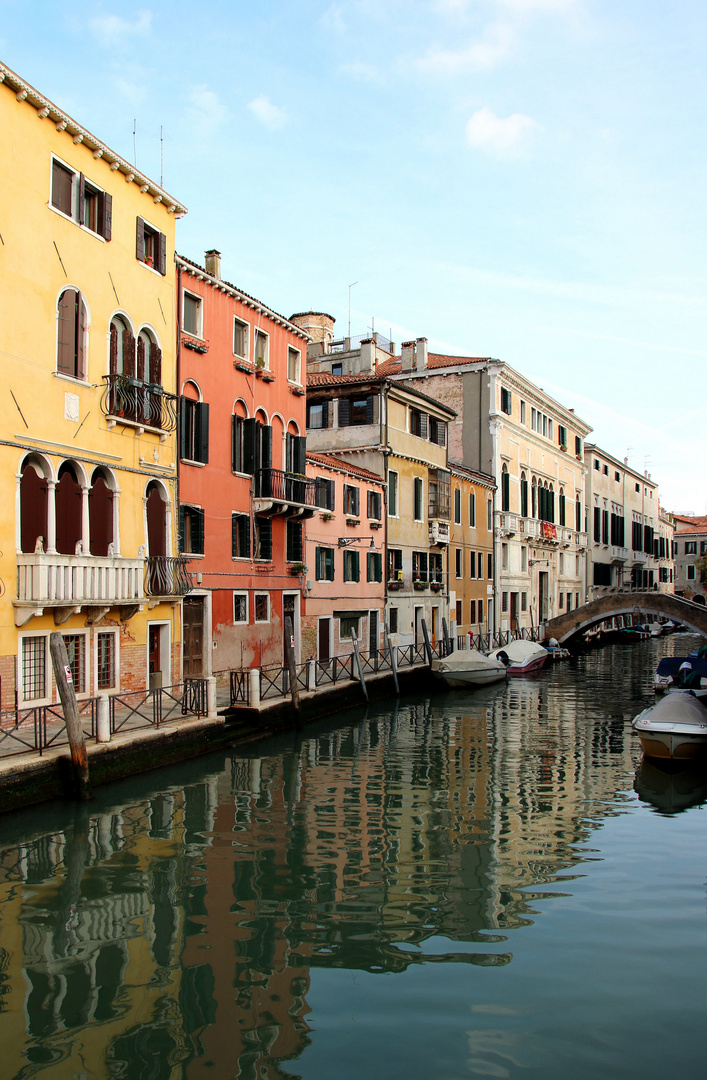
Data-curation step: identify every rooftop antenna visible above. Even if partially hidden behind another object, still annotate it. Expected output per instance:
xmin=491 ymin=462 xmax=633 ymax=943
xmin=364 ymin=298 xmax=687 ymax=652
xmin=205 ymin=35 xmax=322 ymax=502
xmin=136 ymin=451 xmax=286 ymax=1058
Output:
xmin=348 ymin=282 xmax=358 ymax=339
xmin=133 ymin=119 xmax=137 ymax=167
xmin=160 ymin=125 xmax=164 ymax=188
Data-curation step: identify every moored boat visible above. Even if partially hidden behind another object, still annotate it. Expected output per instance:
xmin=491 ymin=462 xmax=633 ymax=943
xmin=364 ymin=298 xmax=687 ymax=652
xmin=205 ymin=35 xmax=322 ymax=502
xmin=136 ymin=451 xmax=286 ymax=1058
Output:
xmin=431 ymin=650 xmax=508 ymax=688
xmin=654 ymin=656 xmax=707 ymax=693
xmin=632 ymin=692 xmax=707 ymax=760
xmin=488 ymin=639 xmax=549 ymax=676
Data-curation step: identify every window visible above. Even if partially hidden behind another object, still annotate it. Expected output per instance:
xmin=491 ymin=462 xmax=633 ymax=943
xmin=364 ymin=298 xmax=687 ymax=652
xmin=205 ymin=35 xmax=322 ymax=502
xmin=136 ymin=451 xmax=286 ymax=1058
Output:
xmin=340 ymin=615 xmax=360 ymax=641
xmin=686 ymin=541 xmax=697 ymax=554
xmin=455 ymin=548 xmax=462 ymax=577
xmin=487 ymin=499 xmax=492 ymax=531
xmin=576 ymin=498 xmax=582 ymax=533
xmin=287 ymin=347 xmax=301 ymax=383
xmin=389 ymin=608 xmax=399 ymax=634
xmin=182 ymin=292 xmax=202 ymax=336
xmin=575 ymin=436 xmax=582 ymax=458
xmin=413 ymin=551 xmax=428 ymax=583
xmin=521 ymin=592 xmax=527 ymax=611
xmin=414 ymin=477 xmax=423 ymax=521
xmin=701 ymin=541 xmax=707 ymax=555
xmin=520 ymin=474 xmax=528 ymax=518
xmin=286 ymin=521 xmax=303 ymax=562
xmin=233 ymin=318 xmax=249 ymax=359
xmin=478 ymin=599 xmax=484 ymax=625
xmin=500 ymin=388 xmax=512 ymax=414
xmin=233 ymin=593 xmax=248 ymax=623
xmin=478 ymin=552 xmax=484 ymax=579
xmin=57 ymin=289 xmax=88 ymax=380
xmin=307 ymin=401 xmax=330 ymax=429
xmin=232 ymin=415 xmax=245 ymax=473
xmin=21 ymin=635 xmax=47 ymax=703
xmin=470 ymin=600 xmax=476 ymax=624
xmin=469 ymin=550 xmax=476 ymax=578
xmin=180 ymin=397 xmax=210 ymax=463
xmin=180 ymin=505 xmax=205 ymax=555
xmin=344 ymin=485 xmax=360 ymax=517
xmin=254 ymin=517 xmax=272 ymax=560
xmin=502 ymin=543 xmax=508 ymax=570
xmin=454 ymin=488 xmax=461 ymax=524
xmin=594 ymin=506 xmax=601 ymax=543
xmin=559 ymin=490 xmax=566 ymax=527
xmin=339 ymin=395 xmax=377 ymax=426
xmin=469 ymin=492 xmax=476 ymax=527
xmin=430 ymin=553 xmax=443 ymax=583
xmin=456 ymin=600 xmax=463 ymax=625
xmin=502 ymin=591 xmax=508 ymax=613
xmin=429 ymin=417 xmax=447 ymax=446
xmin=254 ymin=593 xmax=269 ymax=621
xmin=388 ymin=548 xmax=403 ymax=581
xmin=136 ymin=218 xmax=166 ymax=273
xmin=51 ymin=158 xmax=112 ymax=239
xmin=603 ymin=463 xmax=609 ymax=476
xmin=559 ymin=592 xmax=564 ymax=609
xmin=254 ymin=329 xmax=269 ymax=369
xmin=316 ymin=477 xmax=335 ymax=510
xmin=62 ymin=633 xmax=87 ymax=695
xmin=635 ymin=483 xmax=641 ymax=493
xmin=389 ymin=471 xmax=398 ymax=517
xmin=368 ymin=490 xmax=382 ymax=520
xmin=232 ymin=513 xmax=250 ymax=558
xmin=316 ymin=547 xmax=335 ymax=581
xmin=344 ymin=549 xmax=360 ymax=582
xmin=410 ymin=408 xmax=428 ymax=438
xmin=487 ymin=552 xmax=493 ymax=579
xmin=520 ymin=401 xmax=526 ymax=425
xmin=428 ymin=470 xmax=450 ymax=520
xmin=501 ymin=467 xmax=510 ymax=512
xmin=521 ymin=546 xmax=527 ymax=571
xmin=558 ymin=425 xmax=567 ymax=448
xmin=367 ymin=551 xmax=383 ymax=582
xmin=96 ymin=631 xmax=117 ymax=691
xmin=331 ymin=363 xmax=342 ymax=375
xmin=615 ymin=471 xmax=621 ymax=483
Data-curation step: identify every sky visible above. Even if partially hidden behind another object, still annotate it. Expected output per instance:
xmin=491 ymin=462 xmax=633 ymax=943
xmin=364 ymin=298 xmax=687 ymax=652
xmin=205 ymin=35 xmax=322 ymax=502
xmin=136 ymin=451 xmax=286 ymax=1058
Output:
xmin=2 ymin=0 xmax=705 ymax=512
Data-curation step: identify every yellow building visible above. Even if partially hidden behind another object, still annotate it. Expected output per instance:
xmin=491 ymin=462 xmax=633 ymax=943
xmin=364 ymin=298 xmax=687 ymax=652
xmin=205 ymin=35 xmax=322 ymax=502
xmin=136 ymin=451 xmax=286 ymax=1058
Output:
xmin=449 ymin=462 xmax=496 ymax=643
xmin=0 ymin=62 xmax=188 ymax=710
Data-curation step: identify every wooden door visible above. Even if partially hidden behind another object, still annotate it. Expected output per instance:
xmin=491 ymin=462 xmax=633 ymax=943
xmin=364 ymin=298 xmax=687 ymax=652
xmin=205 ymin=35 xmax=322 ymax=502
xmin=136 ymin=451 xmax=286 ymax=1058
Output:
xmin=368 ymin=610 xmax=378 ymax=658
xmin=510 ymin=592 xmax=518 ymax=630
xmin=283 ymin=594 xmax=296 ymax=665
xmin=318 ymin=618 xmax=331 ymax=662
xmin=183 ymin=597 xmax=204 ymax=679
xmin=148 ymin=626 xmax=161 ymax=688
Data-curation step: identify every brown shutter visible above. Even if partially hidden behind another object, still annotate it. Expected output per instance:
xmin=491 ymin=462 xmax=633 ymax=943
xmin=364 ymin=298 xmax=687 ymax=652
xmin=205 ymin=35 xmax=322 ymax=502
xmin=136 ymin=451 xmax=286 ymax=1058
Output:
xmin=149 ymin=343 xmax=162 ymax=386
xmin=157 ymin=231 xmax=167 ymax=276
xmin=51 ymin=160 xmax=73 ymax=216
xmin=76 ymin=296 xmax=87 ymax=380
xmin=123 ymin=328 xmax=136 ymax=378
xmin=99 ymin=192 xmax=112 ymax=241
xmin=57 ymin=290 xmax=76 ymax=375
xmin=136 ymin=335 xmax=146 ymax=382
xmin=109 ymin=320 xmax=119 ymax=375
xmin=136 ymin=217 xmax=145 ymax=263
xmin=78 ymin=174 xmax=86 ymax=225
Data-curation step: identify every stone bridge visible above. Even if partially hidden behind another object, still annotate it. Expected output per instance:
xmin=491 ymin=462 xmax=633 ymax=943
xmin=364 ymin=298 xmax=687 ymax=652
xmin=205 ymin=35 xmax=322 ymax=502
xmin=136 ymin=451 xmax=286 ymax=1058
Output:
xmin=544 ymin=592 xmax=707 ymax=644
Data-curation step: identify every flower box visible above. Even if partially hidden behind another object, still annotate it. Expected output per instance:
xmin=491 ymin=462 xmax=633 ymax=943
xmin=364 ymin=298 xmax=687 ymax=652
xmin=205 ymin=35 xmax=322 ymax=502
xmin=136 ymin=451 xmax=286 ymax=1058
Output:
xmin=261 ymin=373 xmax=275 ymax=383
xmin=430 ymin=581 xmax=443 ymax=591
xmin=370 ymin=521 xmax=382 ymax=529
xmin=234 ymin=361 xmax=251 ymax=373
xmin=290 ymin=386 xmax=305 ymax=396
xmin=388 ymin=580 xmax=403 ymax=590
xmin=288 ymin=563 xmax=308 ymax=575
xmin=345 ymin=517 xmax=360 ymax=527
xmin=413 ymin=580 xmax=429 ymax=590
xmin=183 ymin=337 xmax=208 ymax=354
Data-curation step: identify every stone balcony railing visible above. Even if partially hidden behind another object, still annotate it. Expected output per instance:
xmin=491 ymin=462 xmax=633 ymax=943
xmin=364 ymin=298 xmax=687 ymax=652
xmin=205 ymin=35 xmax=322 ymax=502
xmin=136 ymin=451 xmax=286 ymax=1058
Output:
xmin=15 ymin=551 xmax=146 ymax=626
xmin=496 ymin=512 xmax=519 ymax=536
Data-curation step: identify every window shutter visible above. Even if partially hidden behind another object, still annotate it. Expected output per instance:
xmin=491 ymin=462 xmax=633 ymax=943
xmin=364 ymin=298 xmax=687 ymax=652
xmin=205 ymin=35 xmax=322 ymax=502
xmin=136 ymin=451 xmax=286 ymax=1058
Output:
xmin=150 ymin=343 xmax=161 ymax=386
xmin=157 ymin=231 xmax=167 ymax=276
xmin=327 ymin=479 xmax=335 ymax=511
xmin=232 ymin=415 xmax=240 ymax=472
xmin=179 ymin=397 xmax=189 ymax=460
xmin=178 ymin=506 xmax=186 ymax=553
xmin=420 ymin=413 xmax=428 ymax=439
xmin=52 ymin=160 xmax=73 ymax=215
xmin=136 ymin=218 xmax=145 ymax=263
xmin=232 ymin=514 xmax=238 ymax=558
xmin=196 ymin=402 xmax=210 ymax=464
xmin=338 ymin=398 xmax=350 ymax=427
xmin=261 ymin=425 xmax=273 ymax=470
xmin=136 ymin=335 xmax=146 ymax=382
xmin=294 ymin=523 xmax=303 ymax=561
xmin=196 ymin=508 xmax=205 ymax=554
xmin=353 ymin=487 xmax=360 ymax=517
xmin=76 ymin=297 xmax=87 ymax=380
xmin=243 ymin=418 xmax=257 ymax=475
xmin=260 ymin=519 xmax=272 ymax=560
xmin=354 ymin=552 xmax=360 ymax=582
xmin=321 ymin=400 xmax=329 ymax=428
xmin=109 ymin=319 xmax=119 ymax=376
xmin=295 ymin=435 xmax=307 ymax=475
xmin=99 ymin=191 xmax=112 ymax=241
xmin=123 ymin=327 xmax=136 ymax=378
xmin=366 ymin=396 xmax=374 ymax=424
xmin=57 ymin=290 xmax=76 ymax=375
xmin=78 ymin=174 xmax=86 ymax=225
xmin=315 ymin=547 xmax=321 ymax=579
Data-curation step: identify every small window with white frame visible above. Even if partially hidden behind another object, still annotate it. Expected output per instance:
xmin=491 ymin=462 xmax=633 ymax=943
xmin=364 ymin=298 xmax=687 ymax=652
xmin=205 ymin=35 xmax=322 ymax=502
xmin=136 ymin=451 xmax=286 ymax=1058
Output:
xmin=19 ymin=633 xmax=50 ymax=705
xmin=183 ymin=291 xmax=203 ymax=337
xmin=287 ymin=346 xmax=301 ymax=384
xmin=254 ymin=592 xmax=269 ymax=622
xmin=233 ymin=317 xmax=249 ymax=360
xmin=388 ymin=470 xmax=399 ymax=517
xmin=254 ymin=328 xmax=269 ymax=370
xmin=233 ymin=592 xmax=248 ymax=623
xmin=95 ymin=629 xmax=119 ymax=692
xmin=63 ymin=632 xmax=88 ymax=696
xmin=51 ymin=157 xmax=112 ymax=240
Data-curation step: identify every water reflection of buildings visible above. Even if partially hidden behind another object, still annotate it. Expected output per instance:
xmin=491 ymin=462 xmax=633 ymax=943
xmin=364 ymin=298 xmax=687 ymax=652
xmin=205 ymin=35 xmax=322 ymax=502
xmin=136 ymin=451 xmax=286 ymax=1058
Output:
xmin=0 ymin=678 xmax=638 ymax=1077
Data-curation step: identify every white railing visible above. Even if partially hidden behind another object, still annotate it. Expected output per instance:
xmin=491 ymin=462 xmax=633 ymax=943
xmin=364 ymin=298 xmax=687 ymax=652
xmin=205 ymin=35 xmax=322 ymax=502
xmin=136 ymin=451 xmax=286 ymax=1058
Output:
xmin=611 ymin=546 xmax=629 ymax=561
xmin=496 ymin=512 xmax=519 ymax=535
xmin=17 ymin=552 xmax=145 ymax=604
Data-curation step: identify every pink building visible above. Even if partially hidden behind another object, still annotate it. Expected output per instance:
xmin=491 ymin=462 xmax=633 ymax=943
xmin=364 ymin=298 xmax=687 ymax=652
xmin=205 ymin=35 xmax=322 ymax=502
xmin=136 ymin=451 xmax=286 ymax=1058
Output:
xmin=303 ymin=454 xmax=386 ymax=661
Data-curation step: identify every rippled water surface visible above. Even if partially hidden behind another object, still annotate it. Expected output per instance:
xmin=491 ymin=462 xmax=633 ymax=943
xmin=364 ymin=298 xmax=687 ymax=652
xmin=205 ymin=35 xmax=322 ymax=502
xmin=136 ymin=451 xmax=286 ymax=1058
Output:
xmin=1 ymin=635 xmax=707 ymax=1080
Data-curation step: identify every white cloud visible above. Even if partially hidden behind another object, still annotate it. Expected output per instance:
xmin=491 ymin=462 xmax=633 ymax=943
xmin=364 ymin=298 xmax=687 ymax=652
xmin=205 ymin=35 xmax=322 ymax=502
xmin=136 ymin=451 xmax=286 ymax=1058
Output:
xmin=187 ymin=86 xmax=228 ymax=137
xmin=320 ymin=2 xmax=347 ymax=34
xmin=340 ymin=61 xmax=384 ymax=84
xmin=248 ymin=95 xmax=287 ymax=131
xmin=415 ymin=23 xmax=515 ymax=75
xmin=89 ymin=10 xmax=152 ymax=48
xmin=465 ymin=106 xmax=541 ymax=157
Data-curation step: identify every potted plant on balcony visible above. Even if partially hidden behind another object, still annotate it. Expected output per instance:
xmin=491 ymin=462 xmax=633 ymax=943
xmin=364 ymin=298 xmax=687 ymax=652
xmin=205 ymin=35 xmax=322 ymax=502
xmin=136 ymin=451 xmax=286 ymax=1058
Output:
xmin=413 ymin=579 xmax=429 ymax=590
xmin=255 ymin=356 xmax=266 ymax=378
xmin=288 ymin=562 xmax=308 ymax=575
xmin=430 ymin=580 xmax=443 ymax=592
xmin=388 ymin=579 xmax=403 ymax=590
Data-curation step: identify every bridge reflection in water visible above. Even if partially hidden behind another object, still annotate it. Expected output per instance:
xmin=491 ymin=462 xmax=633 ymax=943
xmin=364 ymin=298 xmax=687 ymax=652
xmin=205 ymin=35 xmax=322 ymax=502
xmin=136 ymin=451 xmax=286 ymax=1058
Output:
xmin=0 ymin=635 xmax=705 ymax=1079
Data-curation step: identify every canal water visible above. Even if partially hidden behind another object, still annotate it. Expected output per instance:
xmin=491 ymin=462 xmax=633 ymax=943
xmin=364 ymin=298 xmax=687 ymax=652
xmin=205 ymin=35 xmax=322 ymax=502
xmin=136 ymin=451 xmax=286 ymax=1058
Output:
xmin=1 ymin=634 xmax=706 ymax=1080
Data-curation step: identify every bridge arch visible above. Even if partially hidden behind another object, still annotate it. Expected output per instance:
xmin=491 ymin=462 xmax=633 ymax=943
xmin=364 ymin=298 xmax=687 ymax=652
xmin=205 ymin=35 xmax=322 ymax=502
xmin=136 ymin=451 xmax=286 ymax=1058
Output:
xmin=544 ymin=592 xmax=707 ymax=644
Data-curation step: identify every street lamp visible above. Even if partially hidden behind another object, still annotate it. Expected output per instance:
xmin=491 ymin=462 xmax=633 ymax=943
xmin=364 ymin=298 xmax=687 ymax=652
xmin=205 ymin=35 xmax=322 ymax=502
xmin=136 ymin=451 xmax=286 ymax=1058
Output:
xmin=338 ymin=537 xmax=377 ymax=548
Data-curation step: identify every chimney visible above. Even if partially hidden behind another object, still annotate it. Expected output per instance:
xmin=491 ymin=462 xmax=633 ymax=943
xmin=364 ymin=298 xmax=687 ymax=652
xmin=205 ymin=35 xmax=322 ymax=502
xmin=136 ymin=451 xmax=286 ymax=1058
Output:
xmin=401 ymin=340 xmax=415 ymax=372
xmin=359 ymin=338 xmax=375 ymax=372
xmin=415 ymin=337 xmax=428 ymax=372
xmin=205 ymin=249 xmax=221 ymax=279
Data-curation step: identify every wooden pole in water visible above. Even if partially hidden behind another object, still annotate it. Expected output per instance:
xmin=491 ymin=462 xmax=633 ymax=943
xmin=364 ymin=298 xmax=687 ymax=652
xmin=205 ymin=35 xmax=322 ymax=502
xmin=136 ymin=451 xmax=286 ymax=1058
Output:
xmin=386 ymin=630 xmax=399 ymax=695
xmin=352 ymin=635 xmax=368 ymax=703
xmin=284 ymin=617 xmax=300 ymax=715
xmin=50 ymin=632 xmax=92 ymax=801
xmin=420 ymin=619 xmax=433 ymax=666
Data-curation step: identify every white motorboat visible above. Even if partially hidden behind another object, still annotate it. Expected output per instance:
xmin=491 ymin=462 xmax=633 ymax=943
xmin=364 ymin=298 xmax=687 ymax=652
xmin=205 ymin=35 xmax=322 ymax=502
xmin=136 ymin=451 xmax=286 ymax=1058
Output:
xmin=431 ymin=650 xmax=508 ymax=688
xmin=488 ymin=639 xmax=549 ymax=676
xmin=632 ymin=692 xmax=707 ymax=761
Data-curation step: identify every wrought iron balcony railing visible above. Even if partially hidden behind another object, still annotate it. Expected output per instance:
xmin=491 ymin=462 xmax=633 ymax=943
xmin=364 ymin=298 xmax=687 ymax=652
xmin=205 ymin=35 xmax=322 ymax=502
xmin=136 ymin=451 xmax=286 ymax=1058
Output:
xmin=101 ymin=375 xmax=179 ymax=432
xmin=254 ymin=468 xmax=317 ymax=508
xmin=145 ymin=556 xmax=193 ymax=597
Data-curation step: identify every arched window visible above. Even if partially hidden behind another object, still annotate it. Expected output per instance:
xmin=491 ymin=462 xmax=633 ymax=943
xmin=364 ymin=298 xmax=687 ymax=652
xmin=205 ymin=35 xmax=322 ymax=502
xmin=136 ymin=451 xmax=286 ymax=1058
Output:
xmin=520 ymin=472 xmax=528 ymax=518
xmin=501 ymin=464 xmax=510 ymax=512
xmin=531 ymin=477 xmax=537 ymax=519
xmin=138 ymin=328 xmax=162 ymax=386
xmin=89 ymin=467 xmax=114 ymax=557
xmin=57 ymin=289 xmax=88 ymax=380
xmin=559 ymin=487 xmax=566 ymax=527
xmin=576 ymin=496 xmax=582 ymax=533
xmin=109 ymin=315 xmax=135 ymax=377
xmin=55 ymin=462 xmax=83 ymax=555
xmin=20 ymin=458 xmax=49 ymax=553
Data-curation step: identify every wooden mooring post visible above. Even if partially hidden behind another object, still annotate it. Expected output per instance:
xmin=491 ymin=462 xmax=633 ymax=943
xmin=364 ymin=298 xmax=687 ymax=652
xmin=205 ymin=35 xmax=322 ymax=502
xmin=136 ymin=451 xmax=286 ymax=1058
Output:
xmin=420 ymin=619 xmax=434 ymax=666
xmin=284 ymin=617 xmax=301 ymax=718
xmin=49 ymin=632 xmax=92 ymax=801
xmin=352 ymin=635 xmax=369 ymax=703
xmin=386 ymin=630 xmax=399 ymax=695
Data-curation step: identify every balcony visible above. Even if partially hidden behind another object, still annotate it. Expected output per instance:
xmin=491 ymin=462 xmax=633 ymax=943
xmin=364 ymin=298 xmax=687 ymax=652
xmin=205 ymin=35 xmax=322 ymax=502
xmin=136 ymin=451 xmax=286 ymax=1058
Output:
xmin=611 ymin=546 xmax=629 ymax=562
xmin=254 ymin=469 xmax=317 ymax=519
xmin=101 ymin=375 xmax=179 ymax=434
xmin=632 ymin=550 xmax=647 ymax=565
xmin=496 ymin=512 xmax=519 ymax=537
xmin=15 ymin=552 xmax=145 ymax=626
xmin=429 ymin=520 xmax=450 ymax=545
xmin=145 ymin=556 xmax=193 ymax=597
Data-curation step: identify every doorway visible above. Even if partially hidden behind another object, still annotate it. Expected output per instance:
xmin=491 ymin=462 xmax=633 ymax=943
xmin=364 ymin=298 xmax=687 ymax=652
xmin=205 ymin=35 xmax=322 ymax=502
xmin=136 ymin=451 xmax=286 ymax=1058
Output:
xmin=318 ymin=617 xmax=331 ymax=662
xmin=539 ymin=572 xmax=549 ymax=622
xmin=183 ymin=596 xmax=204 ymax=679
xmin=282 ymin=592 xmax=299 ymax=664
xmin=510 ymin=592 xmax=518 ymax=630
xmin=148 ymin=625 xmax=162 ymax=689
xmin=368 ymin=610 xmax=378 ymax=658
xmin=414 ymin=605 xmax=424 ymax=647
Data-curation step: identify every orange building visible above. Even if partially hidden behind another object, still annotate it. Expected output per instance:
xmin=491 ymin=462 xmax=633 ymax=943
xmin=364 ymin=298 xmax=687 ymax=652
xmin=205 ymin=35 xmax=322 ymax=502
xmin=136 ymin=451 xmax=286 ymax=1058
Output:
xmin=176 ymin=251 xmax=313 ymax=676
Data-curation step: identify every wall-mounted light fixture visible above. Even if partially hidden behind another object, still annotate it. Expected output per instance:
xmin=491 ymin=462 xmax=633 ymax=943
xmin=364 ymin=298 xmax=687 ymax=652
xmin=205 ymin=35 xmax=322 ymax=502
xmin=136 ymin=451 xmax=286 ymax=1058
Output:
xmin=338 ymin=537 xmax=376 ymax=549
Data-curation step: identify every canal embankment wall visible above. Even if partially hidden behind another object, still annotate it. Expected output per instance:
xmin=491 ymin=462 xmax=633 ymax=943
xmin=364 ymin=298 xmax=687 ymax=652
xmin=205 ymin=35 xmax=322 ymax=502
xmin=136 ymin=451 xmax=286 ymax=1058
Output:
xmin=0 ymin=665 xmax=432 ymax=814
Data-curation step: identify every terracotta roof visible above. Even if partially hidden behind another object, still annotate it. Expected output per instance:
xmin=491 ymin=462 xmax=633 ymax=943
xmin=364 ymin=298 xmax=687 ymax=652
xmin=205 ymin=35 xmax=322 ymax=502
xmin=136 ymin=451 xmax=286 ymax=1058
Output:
xmin=307 ymin=452 xmax=384 ymax=483
xmin=427 ymin=353 xmax=490 ymax=369
xmin=307 ymin=371 xmax=382 ymax=386
xmin=675 ymin=518 xmax=707 ymax=535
